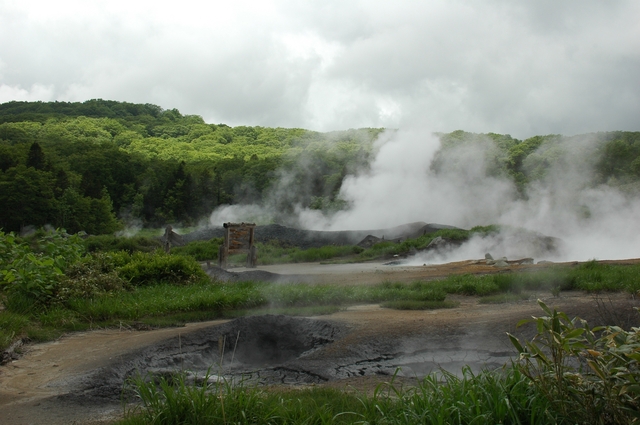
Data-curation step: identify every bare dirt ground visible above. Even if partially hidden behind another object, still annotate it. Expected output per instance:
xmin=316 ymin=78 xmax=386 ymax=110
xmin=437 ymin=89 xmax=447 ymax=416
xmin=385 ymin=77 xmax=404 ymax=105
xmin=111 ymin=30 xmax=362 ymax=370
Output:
xmin=2 ymin=259 xmax=640 ymax=425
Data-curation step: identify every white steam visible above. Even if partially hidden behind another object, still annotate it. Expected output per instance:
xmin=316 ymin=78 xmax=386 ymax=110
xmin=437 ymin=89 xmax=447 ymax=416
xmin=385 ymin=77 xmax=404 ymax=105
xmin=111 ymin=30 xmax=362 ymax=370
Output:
xmin=209 ymin=204 xmax=275 ymax=226
xmin=210 ymin=127 xmax=640 ymax=262
xmin=298 ymin=129 xmax=515 ymax=230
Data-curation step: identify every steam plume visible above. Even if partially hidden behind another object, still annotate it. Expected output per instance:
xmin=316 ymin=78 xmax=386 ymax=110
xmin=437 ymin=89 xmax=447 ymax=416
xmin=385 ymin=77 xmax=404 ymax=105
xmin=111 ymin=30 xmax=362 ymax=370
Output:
xmin=210 ymin=127 xmax=640 ymax=261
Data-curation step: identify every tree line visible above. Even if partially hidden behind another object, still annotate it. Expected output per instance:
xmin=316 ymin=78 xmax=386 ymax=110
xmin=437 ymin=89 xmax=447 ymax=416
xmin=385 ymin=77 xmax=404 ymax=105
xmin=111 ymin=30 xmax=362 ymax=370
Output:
xmin=0 ymin=100 xmax=380 ymax=233
xmin=1 ymin=100 xmax=639 ymax=235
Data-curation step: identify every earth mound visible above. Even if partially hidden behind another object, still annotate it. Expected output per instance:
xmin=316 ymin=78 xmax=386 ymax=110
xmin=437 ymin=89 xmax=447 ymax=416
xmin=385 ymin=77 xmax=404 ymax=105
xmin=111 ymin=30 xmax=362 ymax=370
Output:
xmin=184 ymin=222 xmax=456 ymax=249
xmin=80 ymin=315 xmax=346 ymax=400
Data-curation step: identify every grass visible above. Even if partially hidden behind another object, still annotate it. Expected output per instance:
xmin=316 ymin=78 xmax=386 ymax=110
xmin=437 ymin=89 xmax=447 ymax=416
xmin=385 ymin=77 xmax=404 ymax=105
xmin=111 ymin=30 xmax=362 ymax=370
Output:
xmin=427 ymin=261 xmax=640 ymax=296
xmin=224 ymin=242 xmax=365 ymax=266
xmin=165 ymin=224 xmax=505 ymax=267
xmin=3 ymin=260 xmax=640 ymax=352
xmin=171 ymin=238 xmax=223 ymax=261
xmin=117 ymin=366 xmax=557 ymax=425
xmin=3 ymin=250 xmax=639 ymax=423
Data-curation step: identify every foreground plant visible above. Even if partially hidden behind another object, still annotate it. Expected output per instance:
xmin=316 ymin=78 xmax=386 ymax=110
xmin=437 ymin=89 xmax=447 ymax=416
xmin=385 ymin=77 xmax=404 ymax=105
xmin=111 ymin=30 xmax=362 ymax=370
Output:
xmin=508 ymin=300 xmax=640 ymax=424
xmin=0 ymin=230 xmax=84 ymax=308
xmin=120 ymin=367 xmax=555 ymax=425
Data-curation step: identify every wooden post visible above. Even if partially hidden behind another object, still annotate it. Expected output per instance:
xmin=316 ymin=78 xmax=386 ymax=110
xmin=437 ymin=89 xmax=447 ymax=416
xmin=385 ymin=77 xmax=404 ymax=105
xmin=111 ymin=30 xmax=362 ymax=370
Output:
xmin=218 ymin=222 xmax=257 ymax=269
xmin=162 ymin=225 xmax=184 ymax=253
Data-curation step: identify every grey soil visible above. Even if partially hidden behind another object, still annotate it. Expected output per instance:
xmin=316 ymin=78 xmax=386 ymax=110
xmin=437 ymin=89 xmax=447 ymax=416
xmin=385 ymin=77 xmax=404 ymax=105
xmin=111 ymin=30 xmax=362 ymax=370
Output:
xmin=1 ymin=260 xmax=639 ymax=425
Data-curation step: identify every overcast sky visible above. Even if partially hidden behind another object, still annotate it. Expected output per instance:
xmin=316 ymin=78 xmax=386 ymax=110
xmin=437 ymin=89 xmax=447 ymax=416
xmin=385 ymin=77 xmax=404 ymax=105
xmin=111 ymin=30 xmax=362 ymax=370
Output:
xmin=1 ymin=0 xmax=638 ymax=139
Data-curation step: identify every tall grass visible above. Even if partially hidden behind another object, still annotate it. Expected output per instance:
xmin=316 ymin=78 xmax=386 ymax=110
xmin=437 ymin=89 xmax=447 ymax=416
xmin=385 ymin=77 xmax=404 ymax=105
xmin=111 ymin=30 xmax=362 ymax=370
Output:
xmin=428 ymin=261 xmax=640 ymax=296
xmin=0 ymin=311 xmax=29 ymax=350
xmin=121 ymin=372 xmax=365 ymax=425
xmin=66 ymin=281 xmax=266 ymax=322
xmin=62 ymin=280 xmax=454 ymax=323
xmin=3 ymin=261 xmax=640 ymax=350
xmin=119 ymin=367 xmax=556 ymax=425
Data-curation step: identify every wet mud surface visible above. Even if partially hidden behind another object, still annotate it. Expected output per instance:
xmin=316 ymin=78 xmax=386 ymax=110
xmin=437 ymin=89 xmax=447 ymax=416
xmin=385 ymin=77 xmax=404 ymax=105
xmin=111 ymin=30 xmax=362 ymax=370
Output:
xmin=2 ymin=260 xmax=640 ymax=424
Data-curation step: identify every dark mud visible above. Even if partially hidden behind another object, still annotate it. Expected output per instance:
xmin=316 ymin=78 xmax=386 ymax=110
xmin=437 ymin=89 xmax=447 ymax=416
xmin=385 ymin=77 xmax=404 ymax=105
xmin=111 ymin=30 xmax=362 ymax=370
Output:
xmin=84 ymin=315 xmax=346 ymax=399
xmin=54 ymin=312 xmax=532 ymax=404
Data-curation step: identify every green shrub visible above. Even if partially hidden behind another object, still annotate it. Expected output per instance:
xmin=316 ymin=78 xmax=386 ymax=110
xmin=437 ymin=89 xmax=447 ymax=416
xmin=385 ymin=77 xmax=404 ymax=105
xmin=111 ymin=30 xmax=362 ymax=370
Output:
xmin=172 ymin=238 xmax=223 ymax=261
xmin=55 ymin=252 xmax=131 ymax=301
xmin=118 ymin=252 xmax=207 ymax=286
xmin=469 ymin=224 xmax=501 ymax=236
xmin=84 ymin=235 xmax=162 ymax=253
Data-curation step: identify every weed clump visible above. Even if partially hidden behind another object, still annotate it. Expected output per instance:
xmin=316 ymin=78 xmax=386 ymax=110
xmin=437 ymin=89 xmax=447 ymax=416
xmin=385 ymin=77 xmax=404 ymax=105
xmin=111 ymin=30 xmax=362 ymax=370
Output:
xmin=118 ymin=252 xmax=207 ymax=286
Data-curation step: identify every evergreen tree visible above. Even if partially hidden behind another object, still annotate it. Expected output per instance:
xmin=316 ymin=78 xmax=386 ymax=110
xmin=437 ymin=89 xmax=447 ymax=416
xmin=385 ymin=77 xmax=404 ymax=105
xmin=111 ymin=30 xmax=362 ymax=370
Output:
xmin=26 ymin=142 xmax=46 ymax=170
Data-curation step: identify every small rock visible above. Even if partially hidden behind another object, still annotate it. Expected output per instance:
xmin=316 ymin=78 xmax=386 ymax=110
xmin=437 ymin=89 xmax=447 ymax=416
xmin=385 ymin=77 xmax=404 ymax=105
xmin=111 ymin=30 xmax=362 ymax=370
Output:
xmin=517 ymin=258 xmax=534 ymax=265
xmin=485 ymin=253 xmax=493 ymax=260
xmin=493 ymin=260 xmax=509 ymax=267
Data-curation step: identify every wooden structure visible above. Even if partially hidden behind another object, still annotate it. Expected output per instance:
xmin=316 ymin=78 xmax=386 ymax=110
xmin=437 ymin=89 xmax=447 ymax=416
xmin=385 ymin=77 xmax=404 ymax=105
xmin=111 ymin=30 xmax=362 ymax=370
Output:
xmin=218 ymin=222 xmax=257 ymax=269
xmin=162 ymin=225 xmax=185 ymax=253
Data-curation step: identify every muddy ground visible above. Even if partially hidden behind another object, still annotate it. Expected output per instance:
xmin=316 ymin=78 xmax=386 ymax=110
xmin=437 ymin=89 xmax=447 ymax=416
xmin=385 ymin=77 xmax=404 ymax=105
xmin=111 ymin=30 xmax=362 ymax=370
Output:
xmin=1 ymin=259 xmax=640 ymax=425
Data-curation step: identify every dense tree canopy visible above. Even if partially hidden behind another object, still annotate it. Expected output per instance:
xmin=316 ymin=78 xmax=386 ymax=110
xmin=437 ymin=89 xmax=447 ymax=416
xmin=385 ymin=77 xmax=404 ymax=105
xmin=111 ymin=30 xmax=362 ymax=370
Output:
xmin=0 ymin=100 xmax=638 ymax=234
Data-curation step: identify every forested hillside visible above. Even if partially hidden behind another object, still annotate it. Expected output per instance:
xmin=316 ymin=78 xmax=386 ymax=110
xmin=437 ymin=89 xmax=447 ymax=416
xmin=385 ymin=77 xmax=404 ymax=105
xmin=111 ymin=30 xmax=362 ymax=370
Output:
xmin=0 ymin=100 xmax=380 ymax=233
xmin=1 ymin=100 xmax=639 ymax=234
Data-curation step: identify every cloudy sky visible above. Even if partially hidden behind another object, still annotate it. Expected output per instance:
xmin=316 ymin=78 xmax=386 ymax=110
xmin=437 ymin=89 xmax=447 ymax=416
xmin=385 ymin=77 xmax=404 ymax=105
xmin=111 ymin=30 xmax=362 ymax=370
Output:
xmin=1 ymin=0 xmax=639 ymax=139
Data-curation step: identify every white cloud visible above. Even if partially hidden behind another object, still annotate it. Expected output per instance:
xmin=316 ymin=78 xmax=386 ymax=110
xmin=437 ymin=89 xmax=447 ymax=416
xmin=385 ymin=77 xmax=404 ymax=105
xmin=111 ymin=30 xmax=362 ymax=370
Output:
xmin=0 ymin=0 xmax=638 ymax=137
xmin=0 ymin=83 xmax=54 ymax=103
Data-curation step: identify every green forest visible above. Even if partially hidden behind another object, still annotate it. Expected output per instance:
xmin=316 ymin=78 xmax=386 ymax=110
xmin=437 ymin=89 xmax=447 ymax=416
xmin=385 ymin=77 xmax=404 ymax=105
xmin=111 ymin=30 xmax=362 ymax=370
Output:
xmin=1 ymin=99 xmax=639 ymax=235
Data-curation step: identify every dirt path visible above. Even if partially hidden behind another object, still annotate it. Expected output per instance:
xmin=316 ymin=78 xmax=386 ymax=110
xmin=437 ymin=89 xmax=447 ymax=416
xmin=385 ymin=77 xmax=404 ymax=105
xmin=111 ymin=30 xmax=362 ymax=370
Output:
xmin=2 ymin=259 xmax=639 ymax=424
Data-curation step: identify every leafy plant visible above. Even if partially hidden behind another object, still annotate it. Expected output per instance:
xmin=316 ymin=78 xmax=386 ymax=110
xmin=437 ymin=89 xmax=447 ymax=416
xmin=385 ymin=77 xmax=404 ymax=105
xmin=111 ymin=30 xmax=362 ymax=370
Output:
xmin=0 ymin=230 xmax=84 ymax=307
xmin=508 ymin=300 xmax=640 ymax=424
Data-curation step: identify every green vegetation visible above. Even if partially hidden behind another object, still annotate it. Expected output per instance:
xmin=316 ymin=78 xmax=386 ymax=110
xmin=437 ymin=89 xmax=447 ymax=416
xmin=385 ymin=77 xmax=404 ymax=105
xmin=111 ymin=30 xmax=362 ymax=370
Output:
xmin=171 ymin=238 xmax=223 ymax=261
xmin=508 ymin=300 xmax=640 ymax=424
xmin=119 ymin=367 xmax=554 ymax=425
xmin=83 ymin=234 xmax=162 ymax=253
xmin=225 ymin=241 xmax=364 ymax=265
xmin=357 ymin=227 xmax=491 ymax=260
xmin=2 ymin=231 xmax=640 ymax=422
xmin=3 ymin=231 xmax=640 ymax=353
xmin=0 ymin=100 xmax=381 ymax=231
xmin=2 ymin=100 xmax=639 ymax=235
xmin=215 ymin=226 xmax=497 ymax=267
xmin=3 ymin=100 xmax=640 ymax=422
